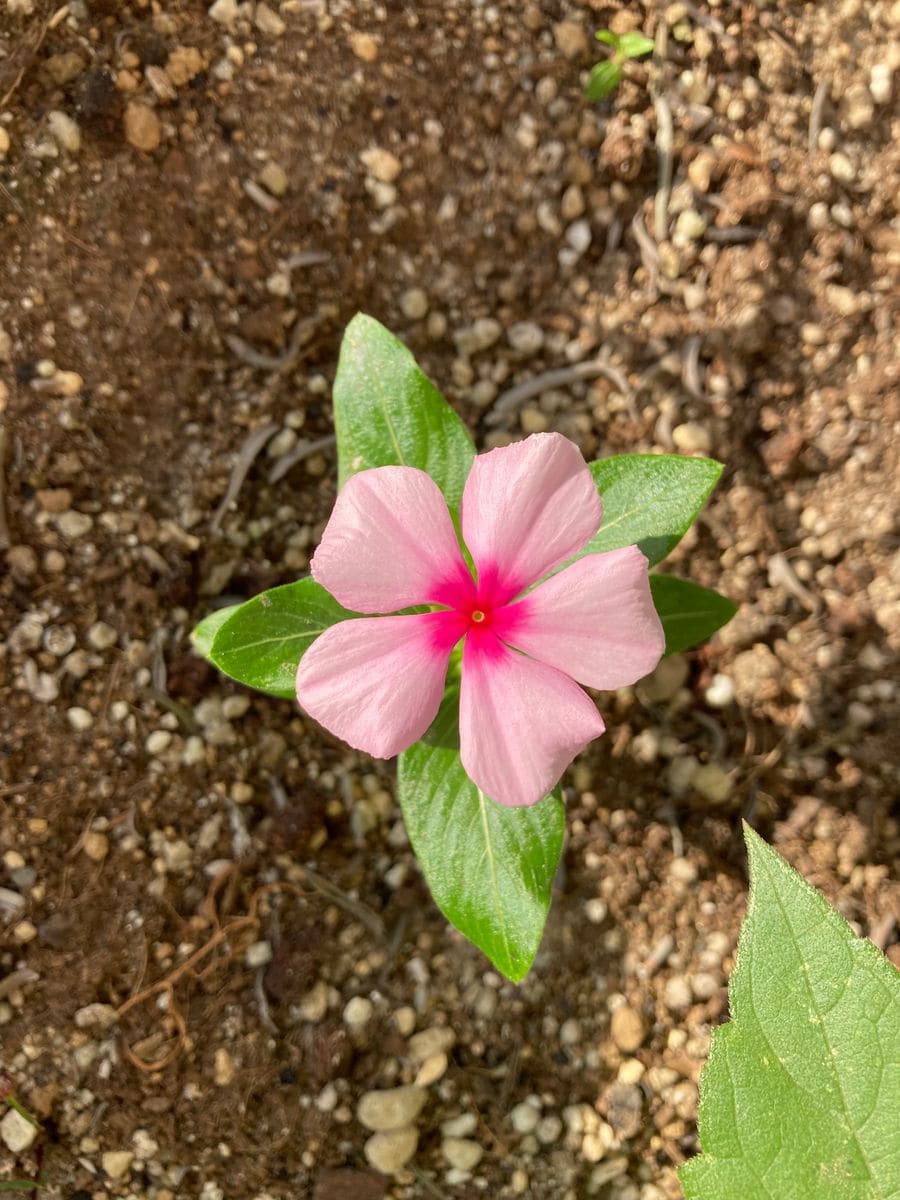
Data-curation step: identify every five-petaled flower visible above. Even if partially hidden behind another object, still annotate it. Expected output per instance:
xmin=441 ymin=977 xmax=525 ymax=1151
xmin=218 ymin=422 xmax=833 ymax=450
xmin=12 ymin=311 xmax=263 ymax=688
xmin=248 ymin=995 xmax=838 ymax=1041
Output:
xmin=296 ymin=433 xmax=664 ymax=807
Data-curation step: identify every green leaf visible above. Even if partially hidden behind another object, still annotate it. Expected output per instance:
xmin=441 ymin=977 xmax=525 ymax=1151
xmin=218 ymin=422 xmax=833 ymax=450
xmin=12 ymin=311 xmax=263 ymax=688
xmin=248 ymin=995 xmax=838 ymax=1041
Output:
xmin=333 ymin=313 xmax=475 ymax=512
xmin=650 ymin=575 xmax=736 ymax=655
xmin=398 ymin=691 xmax=565 ymax=983
xmin=583 ymin=454 xmax=722 ymax=565
xmin=203 ymin=579 xmax=356 ymax=698
xmin=585 ymin=60 xmax=622 ymax=101
xmin=190 ymin=604 xmax=240 ymax=661
xmin=681 ymin=824 xmax=900 ymax=1200
xmin=594 ymin=29 xmax=620 ymax=48
xmin=618 ymin=31 xmax=655 ymax=59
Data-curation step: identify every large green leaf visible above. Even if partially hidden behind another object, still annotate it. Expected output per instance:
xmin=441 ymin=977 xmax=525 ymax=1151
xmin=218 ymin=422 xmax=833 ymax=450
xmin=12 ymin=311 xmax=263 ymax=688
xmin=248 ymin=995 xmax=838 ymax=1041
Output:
xmin=197 ymin=579 xmax=356 ymax=699
xmin=584 ymin=454 xmax=722 ymax=565
xmin=398 ymin=691 xmax=565 ymax=983
xmin=650 ymin=574 xmax=736 ymax=655
xmin=191 ymin=604 xmax=240 ymax=660
xmin=681 ymin=824 xmax=900 ymax=1200
xmin=333 ymin=313 xmax=475 ymax=511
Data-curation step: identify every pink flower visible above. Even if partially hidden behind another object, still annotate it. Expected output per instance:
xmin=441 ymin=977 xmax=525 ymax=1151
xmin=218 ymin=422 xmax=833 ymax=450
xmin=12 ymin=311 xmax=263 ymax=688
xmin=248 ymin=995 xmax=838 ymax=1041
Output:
xmin=297 ymin=433 xmax=664 ymax=807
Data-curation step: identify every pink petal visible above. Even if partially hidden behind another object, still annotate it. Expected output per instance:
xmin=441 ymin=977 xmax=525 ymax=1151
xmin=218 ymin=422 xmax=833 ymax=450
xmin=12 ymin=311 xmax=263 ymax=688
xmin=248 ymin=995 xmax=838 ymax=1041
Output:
xmin=459 ymin=631 xmax=605 ymax=807
xmin=296 ymin=613 xmax=461 ymax=758
xmin=311 ymin=466 xmax=473 ymax=613
xmin=461 ymin=433 xmax=602 ymax=605
xmin=506 ymin=547 xmax=665 ymax=690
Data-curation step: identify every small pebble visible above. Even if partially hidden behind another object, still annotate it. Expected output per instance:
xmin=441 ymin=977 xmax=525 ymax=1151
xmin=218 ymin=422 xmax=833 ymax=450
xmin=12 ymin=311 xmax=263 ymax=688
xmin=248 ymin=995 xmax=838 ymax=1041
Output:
xmin=408 ymin=1026 xmax=455 ymax=1062
xmin=124 ymin=102 xmax=161 ymax=152
xmin=1 ymin=1109 xmax=38 ymax=1154
xmin=672 ymin=422 xmax=712 ymax=454
xmin=245 ymin=940 xmax=273 ymax=968
xmin=0 ymin=128 xmax=9 ymax=157
xmin=510 ymin=1100 xmax=540 ymax=1134
xmin=56 ymin=510 xmax=93 ymax=539
xmin=67 ymin=706 xmax=94 ymax=732
xmin=394 ymin=1005 xmax=416 ymax=1036
xmin=704 ymin=674 xmax=735 ymax=708
xmin=259 ymin=161 xmax=289 ymax=197
xmin=566 ymin=219 xmax=592 ymax=255
xmin=102 ymin=1151 xmax=134 ymax=1180
xmin=441 ymin=1113 xmax=477 ymax=1138
xmin=400 ymin=287 xmax=429 ymax=320
xmin=75 ymin=1003 xmax=119 ymax=1030
xmin=89 ymin=620 xmax=119 ymax=650
xmin=357 ymin=1085 xmax=427 ymax=1132
xmin=414 ymin=1052 xmax=448 ymax=1086
xmin=254 ymin=2 xmax=286 ymax=35
xmin=82 ymin=831 xmax=109 ymax=862
xmin=610 ymin=1005 xmax=645 ymax=1053
xmin=536 ymin=1115 xmax=563 ymax=1144
xmin=350 ymin=31 xmax=380 ymax=62
xmin=692 ymin=763 xmax=733 ymax=805
xmin=364 ymin=1127 xmax=417 ymax=1174
xmin=214 ymin=1047 xmax=236 ymax=1086
xmin=507 ymin=321 xmax=544 ymax=357
xmin=47 ymin=110 xmax=81 ymax=153
xmin=360 ymin=146 xmax=402 ymax=183
xmin=663 ymin=976 xmax=693 ymax=1012
xmin=553 ymin=19 xmax=589 ymax=58
xmin=343 ymin=995 xmax=374 ymax=1028
xmin=442 ymin=1137 xmax=484 ymax=1170
xmin=145 ymin=730 xmax=173 ymax=755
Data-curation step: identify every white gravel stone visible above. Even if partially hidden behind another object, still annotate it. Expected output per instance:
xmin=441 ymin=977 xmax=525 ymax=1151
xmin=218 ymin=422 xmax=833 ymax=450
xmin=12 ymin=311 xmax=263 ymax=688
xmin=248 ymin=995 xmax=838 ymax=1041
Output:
xmin=245 ymin=940 xmax=273 ymax=968
xmin=145 ymin=729 xmax=173 ymax=755
xmin=584 ymin=898 xmax=608 ymax=924
xmin=48 ymin=110 xmax=81 ymax=153
xmin=454 ymin=318 xmax=502 ymax=356
xmin=394 ymin=1005 xmax=416 ymax=1036
xmin=400 ymin=287 xmax=429 ymax=320
xmin=74 ymin=1002 xmax=119 ymax=1030
xmin=364 ymin=1126 xmax=418 ymax=1173
xmin=565 ymin=219 xmax=592 ymax=255
xmin=442 ymin=1136 xmax=484 ymax=1170
xmin=663 ymin=976 xmax=693 ymax=1012
xmin=414 ymin=1051 xmax=448 ymax=1086
xmin=507 ymin=321 xmax=544 ymax=356
xmin=441 ymin=1112 xmax=477 ymax=1138
xmin=408 ymin=1025 xmax=456 ymax=1062
xmin=132 ymin=1128 xmax=159 ymax=1160
xmin=357 ymin=1085 xmax=427 ymax=1132
xmin=56 ymin=510 xmax=93 ymax=538
xmin=510 ymin=1100 xmax=540 ymax=1134
xmin=67 ymin=706 xmax=94 ymax=731
xmin=1 ymin=1109 xmax=38 ymax=1154
xmin=343 ymin=995 xmax=374 ymax=1028
xmin=672 ymin=422 xmax=712 ymax=454
xmin=360 ymin=146 xmax=402 ymax=183
xmin=102 ymin=1151 xmax=134 ymax=1180
xmin=704 ymin=673 xmax=735 ymax=707
xmin=221 ymin=694 xmax=250 ymax=719
xmin=692 ymin=762 xmax=733 ymax=804
xmin=87 ymin=621 xmax=117 ymax=649
xmin=536 ymin=1114 xmax=563 ymax=1144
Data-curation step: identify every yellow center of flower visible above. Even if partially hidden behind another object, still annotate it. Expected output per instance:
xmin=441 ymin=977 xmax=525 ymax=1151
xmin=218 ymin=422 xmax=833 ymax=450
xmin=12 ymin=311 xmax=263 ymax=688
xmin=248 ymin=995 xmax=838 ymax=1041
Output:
xmin=471 ymin=610 xmax=486 ymax=623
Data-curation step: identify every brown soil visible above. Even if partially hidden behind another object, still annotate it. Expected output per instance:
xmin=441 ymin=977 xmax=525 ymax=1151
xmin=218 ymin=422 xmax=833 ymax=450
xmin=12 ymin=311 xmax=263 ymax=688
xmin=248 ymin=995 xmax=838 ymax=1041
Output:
xmin=1 ymin=2 xmax=897 ymax=1198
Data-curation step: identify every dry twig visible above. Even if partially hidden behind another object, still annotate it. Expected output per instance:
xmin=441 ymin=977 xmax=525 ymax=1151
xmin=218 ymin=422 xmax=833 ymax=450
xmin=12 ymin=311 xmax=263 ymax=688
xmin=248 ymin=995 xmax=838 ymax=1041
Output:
xmin=267 ymin=434 xmax=336 ymax=484
xmin=116 ymin=870 xmax=307 ymax=1071
xmin=808 ymin=78 xmax=829 ymax=156
xmin=487 ymin=361 xmax=633 ymax=426
xmin=0 ymin=424 xmax=9 ymax=549
xmin=224 ymin=311 xmax=325 ymax=372
xmin=210 ymin=422 xmax=279 ymax=534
